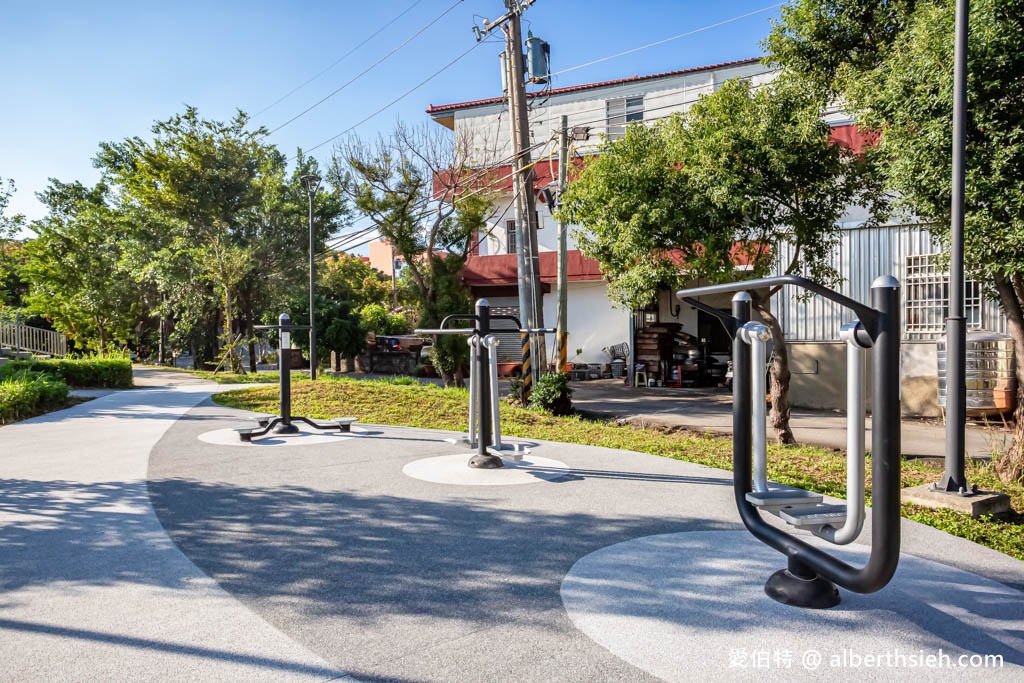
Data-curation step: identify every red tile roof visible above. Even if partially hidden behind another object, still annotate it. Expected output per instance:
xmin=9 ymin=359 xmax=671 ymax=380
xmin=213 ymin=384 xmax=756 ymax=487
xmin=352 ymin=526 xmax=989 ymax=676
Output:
xmin=426 ymin=57 xmax=763 ymax=115
xmin=462 ymin=250 xmax=605 ymax=286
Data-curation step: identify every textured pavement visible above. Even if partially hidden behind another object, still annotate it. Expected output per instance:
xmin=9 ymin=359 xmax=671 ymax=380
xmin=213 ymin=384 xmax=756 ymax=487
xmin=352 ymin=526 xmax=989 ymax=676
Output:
xmin=0 ymin=378 xmax=347 ymax=681
xmin=1 ymin=370 xmax=1023 ymax=681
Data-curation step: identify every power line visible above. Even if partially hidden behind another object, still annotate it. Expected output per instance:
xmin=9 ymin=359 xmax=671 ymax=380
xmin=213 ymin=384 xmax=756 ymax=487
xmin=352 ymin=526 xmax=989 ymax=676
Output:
xmin=253 ymin=0 xmax=430 ymax=118
xmin=547 ymin=3 xmax=783 ymax=80
xmin=267 ymin=0 xmax=465 ymax=136
xmin=306 ymin=39 xmax=483 ymax=152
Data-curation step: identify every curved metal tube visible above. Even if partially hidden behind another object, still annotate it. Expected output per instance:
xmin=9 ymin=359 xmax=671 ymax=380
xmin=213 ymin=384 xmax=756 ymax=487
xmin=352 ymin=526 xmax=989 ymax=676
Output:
xmin=413 ymin=328 xmax=474 ymax=336
xmin=483 ymin=335 xmax=502 ymax=449
xmin=467 ymin=335 xmax=479 ymax=447
xmin=677 ymin=274 xmax=879 ymax=333
xmin=816 ymin=322 xmax=869 ymax=545
xmin=738 ymin=322 xmax=772 ymax=493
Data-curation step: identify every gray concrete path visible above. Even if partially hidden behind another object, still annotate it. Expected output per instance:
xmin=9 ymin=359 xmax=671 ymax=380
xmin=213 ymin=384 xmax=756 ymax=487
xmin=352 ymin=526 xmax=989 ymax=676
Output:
xmin=148 ymin=399 xmax=1024 ymax=682
xmin=2 ymin=369 xmax=1023 ymax=681
xmin=0 ymin=373 xmax=348 ymax=681
xmin=571 ymin=380 xmax=1006 ymax=459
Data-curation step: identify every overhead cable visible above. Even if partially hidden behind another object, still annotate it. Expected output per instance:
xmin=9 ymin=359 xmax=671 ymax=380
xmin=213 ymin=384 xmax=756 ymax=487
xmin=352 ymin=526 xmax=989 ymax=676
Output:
xmin=267 ymin=0 xmax=465 ymax=135
xmin=306 ymin=40 xmax=483 ymax=152
xmin=253 ymin=0 xmax=430 ymax=118
xmin=547 ymin=3 xmax=782 ymax=79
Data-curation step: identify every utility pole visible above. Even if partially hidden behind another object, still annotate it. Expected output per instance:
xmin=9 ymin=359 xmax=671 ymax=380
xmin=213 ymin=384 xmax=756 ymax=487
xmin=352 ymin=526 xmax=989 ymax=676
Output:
xmin=556 ymin=114 xmax=569 ymax=372
xmin=475 ymin=0 xmax=544 ymax=390
xmin=390 ymin=242 xmax=398 ymax=308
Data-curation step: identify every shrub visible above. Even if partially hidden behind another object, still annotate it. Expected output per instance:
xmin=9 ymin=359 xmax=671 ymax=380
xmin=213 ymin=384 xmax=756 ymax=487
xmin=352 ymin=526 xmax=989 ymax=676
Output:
xmin=507 ymin=376 xmax=528 ymax=408
xmin=1 ymin=358 xmax=133 ymax=388
xmin=359 ymin=303 xmax=409 ymax=335
xmin=527 ymin=372 xmax=574 ymax=416
xmin=0 ymin=370 xmax=70 ymax=424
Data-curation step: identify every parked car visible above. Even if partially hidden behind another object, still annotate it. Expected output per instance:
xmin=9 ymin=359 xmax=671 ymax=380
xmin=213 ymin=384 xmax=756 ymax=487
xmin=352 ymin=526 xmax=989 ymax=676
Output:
xmin=375 ymin=336 xmax=404 ymax=352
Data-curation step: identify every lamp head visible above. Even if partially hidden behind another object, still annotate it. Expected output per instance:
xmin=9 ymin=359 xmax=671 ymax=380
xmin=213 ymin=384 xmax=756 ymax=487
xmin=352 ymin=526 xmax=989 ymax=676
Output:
xmin=300 ymin=174 xmax=322 ymax=195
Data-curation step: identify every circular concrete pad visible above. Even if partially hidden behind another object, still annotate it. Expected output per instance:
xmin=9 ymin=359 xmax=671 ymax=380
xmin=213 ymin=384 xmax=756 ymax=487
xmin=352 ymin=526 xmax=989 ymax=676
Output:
xmin=198 ymin=426 xmax=365 ymax=447
xmin=402 ymin=453 xmax=570 ymax=486
xmin=561 ymin=531 xmax=1024 ymax=682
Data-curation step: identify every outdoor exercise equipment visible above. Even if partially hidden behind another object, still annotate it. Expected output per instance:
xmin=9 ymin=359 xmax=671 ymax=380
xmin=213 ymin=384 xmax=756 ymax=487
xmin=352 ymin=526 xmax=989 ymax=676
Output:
xmin=678 ymin=275 xmax=901 ymax=609
xmin=415 ymin=298 xmax=553 ymax=469
xmin=234 ymin=313 xmax=358 ymax=442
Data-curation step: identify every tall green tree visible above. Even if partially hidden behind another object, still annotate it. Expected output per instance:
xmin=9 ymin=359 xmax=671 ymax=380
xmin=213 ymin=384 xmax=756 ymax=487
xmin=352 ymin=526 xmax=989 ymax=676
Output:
xmin=769 ymin=0 xmax=1024 ymax=480
xmin=95 ymin=107 xmax=274 ymax=365
xmin=21 ymin=180 xmax=141 ymax=350
xmin=321 ymin=253 xmax=391 ymax=310
xmin=0 ymin=178 xmax=28 ymax=308
xmin=95 ymin=107 xmax=349 ymax=370
xmin=331 ymin=122 xmax=492 ymax=385
xmin=561 ymin=78 xmax=879 ymax=443
xmin=236 ymin=149 xmax=350 ymax=370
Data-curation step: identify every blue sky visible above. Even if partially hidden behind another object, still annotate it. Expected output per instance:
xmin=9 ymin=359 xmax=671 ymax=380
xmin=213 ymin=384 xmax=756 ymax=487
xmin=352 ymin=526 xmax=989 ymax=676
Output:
xmin=1 ymin=0 xmax=781 ymax=225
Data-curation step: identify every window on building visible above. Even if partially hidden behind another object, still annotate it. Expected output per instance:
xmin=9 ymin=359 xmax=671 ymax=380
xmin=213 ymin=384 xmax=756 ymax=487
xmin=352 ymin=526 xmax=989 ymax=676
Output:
xmin=505 ymin=219 xmax=517 ymax=254
xmin=904 ymin=253 xmax=983 ymax=339
xmin=606 ymin=95 xmax=644 ymax=140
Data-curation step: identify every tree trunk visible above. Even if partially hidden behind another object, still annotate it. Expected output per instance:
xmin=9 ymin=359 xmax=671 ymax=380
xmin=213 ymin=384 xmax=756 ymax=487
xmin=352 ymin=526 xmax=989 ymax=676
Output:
xmin=752 ymin=293 xmax=797 ymax=445
xmin=993 ymin=273 xmax=1024 ymax=482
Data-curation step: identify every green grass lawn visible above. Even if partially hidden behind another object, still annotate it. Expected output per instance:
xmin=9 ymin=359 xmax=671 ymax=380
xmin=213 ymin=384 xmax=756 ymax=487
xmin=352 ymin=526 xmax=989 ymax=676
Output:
xmin=141 ymin=364 xmax=280 ymax=384
xmin=213 ymin=375 xmax=1024 ymax=560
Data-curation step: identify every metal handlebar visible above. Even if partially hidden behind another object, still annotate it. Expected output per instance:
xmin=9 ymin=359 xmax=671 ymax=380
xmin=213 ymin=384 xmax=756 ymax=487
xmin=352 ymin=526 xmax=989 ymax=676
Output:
xmin=738 ymin=322 xmax=772 ymax=494
xmin=677 ymin=274 xmax=880 ymax=334
xmin=254 ymin=324 xmax=311 ymax=331
xmin=817 ymin=321 xmax=871 ymax=545
xmin=413 ymin=328 xmax=473 ymax=335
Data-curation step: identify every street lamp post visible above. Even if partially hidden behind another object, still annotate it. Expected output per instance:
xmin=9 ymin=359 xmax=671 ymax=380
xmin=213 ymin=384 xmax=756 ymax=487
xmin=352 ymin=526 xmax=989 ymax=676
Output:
xmin=940 ymin=0 xmax=971 ymax=494
xmin=300 ymin=174 xmax=322 ymax=380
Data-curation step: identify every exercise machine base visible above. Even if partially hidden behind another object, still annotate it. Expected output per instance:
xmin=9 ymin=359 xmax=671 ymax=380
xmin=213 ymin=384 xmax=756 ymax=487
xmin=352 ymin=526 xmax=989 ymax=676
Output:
xmin=468 ymin=453 xmax=504 ymax=469
xmin=764 ymin=568 xmax=840 ymax=609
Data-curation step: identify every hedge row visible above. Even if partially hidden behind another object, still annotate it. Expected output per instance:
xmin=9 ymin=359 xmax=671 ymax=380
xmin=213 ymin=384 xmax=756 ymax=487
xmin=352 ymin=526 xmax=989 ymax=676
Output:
xmin=0 ymin=371 xmax=71 ymax=424
xmin=0 ymin=358 xmax=133 ymax=388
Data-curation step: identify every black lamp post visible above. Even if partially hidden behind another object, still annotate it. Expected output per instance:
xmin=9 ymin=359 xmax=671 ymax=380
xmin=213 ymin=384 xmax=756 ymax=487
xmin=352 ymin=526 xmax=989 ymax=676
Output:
xmin=940 ymin=0 xmax=971 ymax=494
xmin=300 ymin=173 xmax=322 ymax=380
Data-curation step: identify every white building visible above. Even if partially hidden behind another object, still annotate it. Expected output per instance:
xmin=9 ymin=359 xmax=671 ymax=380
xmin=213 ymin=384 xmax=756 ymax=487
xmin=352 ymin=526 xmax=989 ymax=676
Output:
xmin=427 ymin=58 xmax=1005 ymax=415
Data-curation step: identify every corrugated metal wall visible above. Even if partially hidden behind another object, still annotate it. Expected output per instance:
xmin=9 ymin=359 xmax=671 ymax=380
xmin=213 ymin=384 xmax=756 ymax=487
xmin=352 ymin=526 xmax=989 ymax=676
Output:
xmin=771 ymin=223 xmax=1007 ymax=341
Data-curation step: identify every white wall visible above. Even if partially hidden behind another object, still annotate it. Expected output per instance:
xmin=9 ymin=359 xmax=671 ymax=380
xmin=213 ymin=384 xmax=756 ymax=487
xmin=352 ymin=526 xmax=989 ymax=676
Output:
xmin=542 ymin=280 xmax=631 ymax=366
xmin=479 ymin=195 xmax=568 ymax=255
xmin=481 ymin=281 xmax=628 ymax=366
xmin=454 ymin=62 xmax=775 ymax=167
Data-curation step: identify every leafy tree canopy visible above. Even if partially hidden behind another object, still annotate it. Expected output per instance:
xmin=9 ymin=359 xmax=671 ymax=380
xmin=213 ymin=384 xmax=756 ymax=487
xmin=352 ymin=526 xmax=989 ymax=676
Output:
xmin=769 ymin=0 xmax=1024 ymax=479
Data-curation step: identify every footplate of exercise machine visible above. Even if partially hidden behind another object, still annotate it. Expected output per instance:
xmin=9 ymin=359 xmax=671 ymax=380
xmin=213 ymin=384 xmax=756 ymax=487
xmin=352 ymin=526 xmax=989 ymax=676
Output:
xmin=746 ymin=487 xmax=823 ymax=508
xmin=778 ymin=504 xmax=848 ymax=529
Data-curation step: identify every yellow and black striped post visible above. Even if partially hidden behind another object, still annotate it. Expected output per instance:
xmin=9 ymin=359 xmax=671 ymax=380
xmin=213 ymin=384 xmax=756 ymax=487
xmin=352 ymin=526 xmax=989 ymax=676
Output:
xmin=557 ymin=330 xmax=568 ymax=373
xmin=520 ymin=331 xmax=532 ymax=400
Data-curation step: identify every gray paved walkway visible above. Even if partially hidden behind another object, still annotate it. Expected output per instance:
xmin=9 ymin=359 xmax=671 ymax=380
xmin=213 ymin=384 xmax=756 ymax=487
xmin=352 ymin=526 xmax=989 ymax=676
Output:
xmin=0 ymin=375 xmax=346 ymax=681
xmin=571 ymin=379 xmax=1006 ymax=459
xmin=0 ymin=369 xmax=1022 ymax=681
